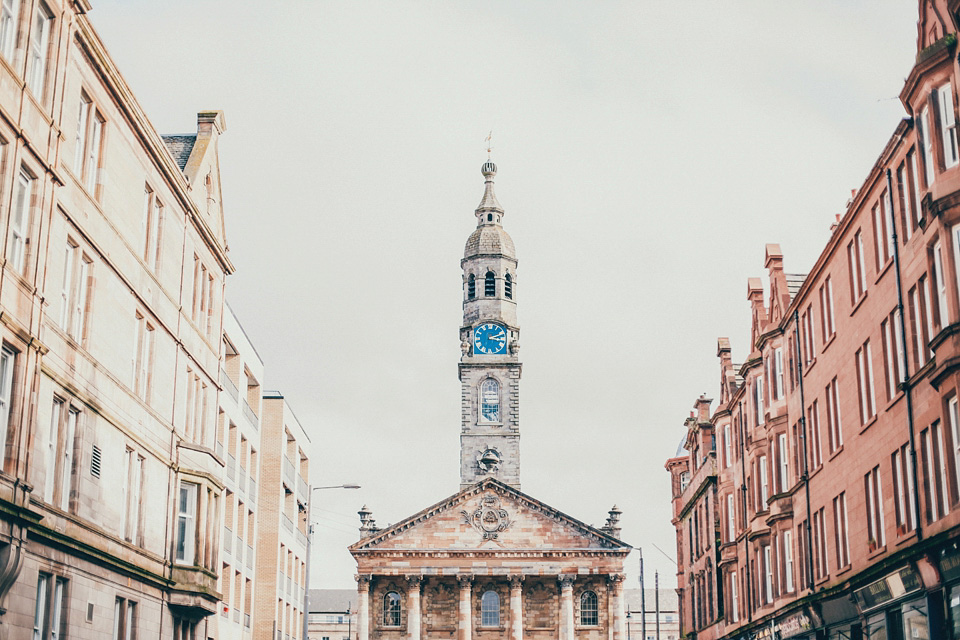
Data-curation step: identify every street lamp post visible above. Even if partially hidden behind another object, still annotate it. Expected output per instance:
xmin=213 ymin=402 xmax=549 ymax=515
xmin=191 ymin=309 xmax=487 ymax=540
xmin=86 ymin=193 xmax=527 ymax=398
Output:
xmin=303 ymin=484 xmax=361 ymax=640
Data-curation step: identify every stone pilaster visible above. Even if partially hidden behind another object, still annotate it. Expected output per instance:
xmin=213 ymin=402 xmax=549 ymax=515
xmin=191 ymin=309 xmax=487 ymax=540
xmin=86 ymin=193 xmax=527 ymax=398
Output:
xmin=607 ymin=574 xmax=626 ymax=640
xmin=458 ymin=574 xmax=474 ymax=640
xmin=407 ymin=575 xmax=423 ymax=640
xmin=558 ymin=576 xmax=575 ymax=640
xmin=509 ymin=575 xmax=524 ymax=640
xmin=356 ymin=574 xmax=372 ymax=640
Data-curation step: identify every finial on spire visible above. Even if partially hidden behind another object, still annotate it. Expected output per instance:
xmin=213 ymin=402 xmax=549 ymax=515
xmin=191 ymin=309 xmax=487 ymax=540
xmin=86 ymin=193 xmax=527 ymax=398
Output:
xmin=485 ymin=130 xmax=493 ymax=160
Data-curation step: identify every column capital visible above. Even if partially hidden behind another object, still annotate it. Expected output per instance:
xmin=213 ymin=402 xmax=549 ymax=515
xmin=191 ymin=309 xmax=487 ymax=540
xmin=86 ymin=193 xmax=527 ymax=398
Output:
xmin=406 ymin=575 xmax=423 ymax=588
xmin=508 ymin=575 xmax=524 ymax=588
xmin=457 ymin=574 xmax=475 ymax=588
xmin=557 ymin=575 xmax=576 ymax=589
xmin=606 ymin=573 xmax=626 ymax=584
xmin=356 ymin=574 xmax=373 ymax=588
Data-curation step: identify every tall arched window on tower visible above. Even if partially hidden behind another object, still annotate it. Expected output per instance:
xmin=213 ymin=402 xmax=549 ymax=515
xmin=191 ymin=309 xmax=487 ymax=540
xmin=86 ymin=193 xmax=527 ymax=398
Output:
xmin=383 ymin=591 xmax=401 ymax=626
xmin=504 ymin=273 xmax=513 ymax=299
xmin=468 ymin=274 xmax=476 ymax=300
xmin=481 ymin=590 xmax=500 ymax=626
xmin=485 ymin=271 xmax=496 ymax=297
xmin=480 ymin=379 xmax=500 ymax=423
xmin=580 ymin=591 xmax=598 ymax=626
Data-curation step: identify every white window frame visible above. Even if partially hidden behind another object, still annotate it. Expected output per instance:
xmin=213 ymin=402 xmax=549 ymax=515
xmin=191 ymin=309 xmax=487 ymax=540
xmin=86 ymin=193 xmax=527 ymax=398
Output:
xmin=0 ymin=0 xmax=19 ymax=62
xmin=940 ymin=83 xmax=959 ymax=168
xmin=723 ymin=424 xmax=731 ymax=469
xmin=26 ymin=3 xmax=50 ymax=97
xmin=935 ymin=240 xmax=949 ymax=328
xmin=755 ymin=377 xmax=764 ymax=426
xmin=43 ymin=397 xmax=61 ymax=503
xmin=763 ymin=545 xmax=773 ymax=604
xmin=10 ymin=168 xmax=31 ymax=273
xmin=730 ymin=572 xmax=739 ymax=622
xmin=33 ymin=573 xmax=48 ymax=640
xmin=759 ymin=455 xmax=768 ymax=510
xmin=0 ymin=347 xmax=14 ymax=465
xmin=778 ymin=433 xmax=789 ymax=493
xmin=774 ymin=348 xmax=784 ymax=399
xmin=59 ymin=407 xmax=76 ymax=511
xmin=783 ymin=530 xmax=794 ymax=593
xmin=176 ymin=481 xmax=198 ymax=565
xmin=726 ymin=493 xmax=735 ymax=542
xmin=921 ymin=105 xmax=936 ymax=186
xmin=479 ymin=378 xmax=500 ymax=423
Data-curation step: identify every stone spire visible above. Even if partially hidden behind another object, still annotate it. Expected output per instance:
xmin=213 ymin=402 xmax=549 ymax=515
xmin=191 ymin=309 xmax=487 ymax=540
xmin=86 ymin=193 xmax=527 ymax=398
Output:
xmin=476 ymin=161 xmax=504 ymax=220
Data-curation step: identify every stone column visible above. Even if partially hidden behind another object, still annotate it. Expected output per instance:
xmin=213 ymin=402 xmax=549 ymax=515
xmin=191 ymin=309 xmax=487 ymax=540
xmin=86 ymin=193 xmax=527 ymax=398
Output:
xmin=558 ymin=576 xmax=575 ymax=640
xmin=356 ymin=574 xmax=372 ymax=640
xmin=607 ymin=574 xmax=626 ymax=640
xmin=509 ymin=575 xmax=524 ymax=640
xmin=458 ymin=574 xmax=474 ymax=640
xmin=407 ymin=576 xmax=422 ymax=640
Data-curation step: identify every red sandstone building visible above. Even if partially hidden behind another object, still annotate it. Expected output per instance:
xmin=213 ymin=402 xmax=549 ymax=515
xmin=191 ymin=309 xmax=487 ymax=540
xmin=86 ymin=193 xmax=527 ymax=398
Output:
xmin=667 ymin=2 xmax=960 ymax=639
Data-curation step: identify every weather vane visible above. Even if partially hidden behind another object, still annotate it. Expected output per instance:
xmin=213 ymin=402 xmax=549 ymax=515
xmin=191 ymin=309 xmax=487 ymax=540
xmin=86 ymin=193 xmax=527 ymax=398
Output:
xmin=485 ymin=130 xmax=493 ymax=159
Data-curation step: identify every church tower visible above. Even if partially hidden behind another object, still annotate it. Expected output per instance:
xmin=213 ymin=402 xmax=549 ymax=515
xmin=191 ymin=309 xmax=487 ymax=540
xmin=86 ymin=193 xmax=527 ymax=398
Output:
xmin=459 ymin=160 xmax=522 ymax=490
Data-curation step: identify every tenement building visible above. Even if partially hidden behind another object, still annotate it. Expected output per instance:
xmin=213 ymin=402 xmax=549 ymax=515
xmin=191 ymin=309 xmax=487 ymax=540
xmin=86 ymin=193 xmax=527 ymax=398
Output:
xmin=0 ymin=0 xmax=244 ymax=637
xmin=666 ymin=3 xmax=960 ymax=638
xmin=350 ymin=162 xmax=632 ymax=640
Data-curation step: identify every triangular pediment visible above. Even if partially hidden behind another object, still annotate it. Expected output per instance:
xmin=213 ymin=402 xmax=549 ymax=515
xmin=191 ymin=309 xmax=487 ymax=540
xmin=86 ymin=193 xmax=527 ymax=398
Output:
xmin=350 ymin=478 xmax=630 ymax=555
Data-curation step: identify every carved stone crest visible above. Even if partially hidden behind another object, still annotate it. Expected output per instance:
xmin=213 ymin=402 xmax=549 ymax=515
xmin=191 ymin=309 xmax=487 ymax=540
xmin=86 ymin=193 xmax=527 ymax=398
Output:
xmin=462 ymin=493 xmax=512 ymax=539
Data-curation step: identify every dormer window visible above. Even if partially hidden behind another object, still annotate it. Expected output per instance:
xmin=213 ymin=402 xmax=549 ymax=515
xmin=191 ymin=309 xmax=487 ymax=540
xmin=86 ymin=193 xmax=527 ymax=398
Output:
xmin=504 ymin=273 xmax=513 ymax=299
xmin=468 ymin=274 xmax=476 ymax=300
xmin=485 ymin=271 xmax=495 ymax=297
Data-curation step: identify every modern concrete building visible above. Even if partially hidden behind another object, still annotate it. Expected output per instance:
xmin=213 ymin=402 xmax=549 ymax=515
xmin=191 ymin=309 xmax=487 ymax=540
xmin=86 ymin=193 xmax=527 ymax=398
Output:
xmin=350 ymin=162 xmax=631 ymax=640
xmin=254 ymin=391 xmax=311 ymax=640
xmin=623 ymin=589 xmax=680 ymax=640
xmin=0 ymin=1 xmax=236 ymax=638
xmin=667 ymin=4 xmax=960 ymax=638
xmin=307 ymin=589 xmax=356 ymax=640
xmin=217 ymin=304 xmax=266 ymax=639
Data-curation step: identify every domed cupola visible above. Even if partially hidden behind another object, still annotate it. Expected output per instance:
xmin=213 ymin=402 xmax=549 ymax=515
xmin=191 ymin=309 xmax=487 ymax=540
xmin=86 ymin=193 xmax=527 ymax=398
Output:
xmin=464 ymin=162 xmax=516 ymax=260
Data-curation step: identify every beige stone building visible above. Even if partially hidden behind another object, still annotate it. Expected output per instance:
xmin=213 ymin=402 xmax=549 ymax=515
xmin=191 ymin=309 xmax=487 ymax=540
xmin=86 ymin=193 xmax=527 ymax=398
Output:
xmin=217 ymin=304 xmax=266 ymax=639
xmin=254 ymin=392 xmax=311 ymax=640
xmin=307 ymin=589 xmax=356 ymax=640
xmin=350 ymin=162 xmax=631 ymax=640
xmin=0 ymin=1 xmax=236 ymax=638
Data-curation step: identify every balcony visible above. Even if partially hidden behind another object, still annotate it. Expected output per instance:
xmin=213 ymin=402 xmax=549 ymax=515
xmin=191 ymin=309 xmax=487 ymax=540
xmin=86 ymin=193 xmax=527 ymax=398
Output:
xmin=246 ymin=545 xmax=254 ymax=570
xmin=215 ymin=441 xmax=224 ymax=459
xmin=237 ymin=536 xmax=243 ymax=559
xmin=283 ymin=456 xmax=295 ymax=487
xmin=282 ymin=514 xmax=294 ymax=534
xmin=296 ymin=528 xmax=307 ymax=549
xmin=221 ymin=369 xmax=239 ymax=403
xmin=245 ymin=613 xmax=251 ymax=628
xmin=242 ymin=400 xmax=259 ymax=429
xmin=249 ymin=478 xmax=257 ymax=503
xmin=297 ymin=476 xmax=308 ymax=502
xmin=238 ymin=471 xmax=247 ymax=498
xmin=223 ymin=527 xmax=233 ymax=555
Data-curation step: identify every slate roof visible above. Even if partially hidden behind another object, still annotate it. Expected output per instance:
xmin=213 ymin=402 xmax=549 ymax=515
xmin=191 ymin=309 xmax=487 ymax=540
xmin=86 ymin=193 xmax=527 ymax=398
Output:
xmin=785 ymin=273 xmax=807 ymax=300
xmin=161 ymin=134 xmax=196 ymax=170
xmin=623 ymin=588 xmax=679 ymax=613
xmin=308 ymin=588 xmax=356 ymax=613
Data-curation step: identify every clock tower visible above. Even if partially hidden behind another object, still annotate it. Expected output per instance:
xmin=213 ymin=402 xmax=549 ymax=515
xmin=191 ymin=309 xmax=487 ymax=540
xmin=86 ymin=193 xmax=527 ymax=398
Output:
xmin=459 ymin=160 xmax=521 ymax=490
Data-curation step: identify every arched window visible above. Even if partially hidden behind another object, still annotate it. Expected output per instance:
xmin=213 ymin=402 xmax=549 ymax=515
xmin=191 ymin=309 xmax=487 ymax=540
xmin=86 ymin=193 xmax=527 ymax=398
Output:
xmin=580 ymin=590 xmax=598 ymax=626
xmin=481 ymin=590 xmax=500 ymax=627
xmin=485 ymin=271 xmax=496 ymax=297
xmin=383 ymin=591 xmax=401 ymax=627
xmin=468 ymin=274 xmax=476 ymax=300
xmin=504 ymin=273 xmax=513 ymax=299
xmin=480 ymin=379 xmax=500 ymax=423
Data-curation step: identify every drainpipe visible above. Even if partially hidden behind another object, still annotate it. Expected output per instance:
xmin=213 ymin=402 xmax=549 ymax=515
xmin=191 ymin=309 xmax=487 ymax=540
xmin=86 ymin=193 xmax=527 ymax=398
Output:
xmin=887 ymin=167 xmax=923 ymax=541
xmin=737 ymin=400 xmax=752 ymax=622
xmin=791 ymin=309 xmax=815 ymax=591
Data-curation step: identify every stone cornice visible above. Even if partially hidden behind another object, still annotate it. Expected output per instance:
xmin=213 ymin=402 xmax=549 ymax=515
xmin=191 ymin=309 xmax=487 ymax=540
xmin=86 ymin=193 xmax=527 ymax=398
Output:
xmin=352 ymin=548 xmax=631 ymax=559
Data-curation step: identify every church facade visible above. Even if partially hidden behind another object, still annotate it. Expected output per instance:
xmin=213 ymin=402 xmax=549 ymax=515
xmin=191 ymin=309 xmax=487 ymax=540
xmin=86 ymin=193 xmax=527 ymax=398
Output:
xmin=350 ymin=162 xmax=631 ymax=640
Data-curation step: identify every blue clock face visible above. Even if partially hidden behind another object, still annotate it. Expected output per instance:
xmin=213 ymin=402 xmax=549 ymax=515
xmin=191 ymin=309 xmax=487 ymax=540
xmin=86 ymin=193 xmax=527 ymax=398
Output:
xmin=473 ymin=323 xmax=507 ymax=355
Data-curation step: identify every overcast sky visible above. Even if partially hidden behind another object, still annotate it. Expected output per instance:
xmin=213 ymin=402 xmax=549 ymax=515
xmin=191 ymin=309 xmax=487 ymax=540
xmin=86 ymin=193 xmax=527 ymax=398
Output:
xmin=91 ymin=1 xmax=919 ymax=590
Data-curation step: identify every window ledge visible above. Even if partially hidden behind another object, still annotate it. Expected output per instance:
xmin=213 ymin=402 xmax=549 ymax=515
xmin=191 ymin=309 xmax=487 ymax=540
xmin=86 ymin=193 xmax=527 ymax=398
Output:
xmin=875 ymin=258 xmax=893 ymax=285
xmin=821 ymin=333 xmax=837 ymax=354
xmin=828 ymin=444 xmax=844 ymax=462
xmin=803 ymin=357 xmax=817 ymax=376
xmin=850 ymin=291 xmax=869 ymax=317
xmin=884 ymin=391 xmax=905 ymax=413
xmin=836 ymin=564 xmax=852 ymax=577
xmin=895 ymin=529 xmax=918 ymax=547
xmin=867 ymin=544 xmax=888 ymax=560
xmin=859 ymin=414 xmax=878 ymax=434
